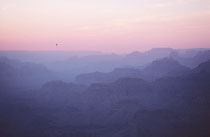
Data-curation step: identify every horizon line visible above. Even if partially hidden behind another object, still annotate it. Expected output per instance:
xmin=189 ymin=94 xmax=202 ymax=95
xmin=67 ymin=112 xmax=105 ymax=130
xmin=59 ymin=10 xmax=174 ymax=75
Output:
xmin=0 ymin=47 xmax=209 ymax=54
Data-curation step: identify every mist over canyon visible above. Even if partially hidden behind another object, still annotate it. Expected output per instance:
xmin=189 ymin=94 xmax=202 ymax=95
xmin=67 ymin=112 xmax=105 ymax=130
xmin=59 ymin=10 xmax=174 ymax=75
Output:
xmin=1 ymin=48 xmax=210 ymax=137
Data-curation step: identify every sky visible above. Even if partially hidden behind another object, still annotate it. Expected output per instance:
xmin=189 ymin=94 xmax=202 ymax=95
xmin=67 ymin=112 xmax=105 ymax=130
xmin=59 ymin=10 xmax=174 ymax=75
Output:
xmin=0 ymin=0 xmax=210 ymax=53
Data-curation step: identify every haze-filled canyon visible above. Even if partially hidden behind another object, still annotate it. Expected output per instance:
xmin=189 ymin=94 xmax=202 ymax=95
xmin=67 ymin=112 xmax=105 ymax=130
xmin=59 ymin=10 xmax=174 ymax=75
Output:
xmin=1 ymin=48 xmax=210 ymax=137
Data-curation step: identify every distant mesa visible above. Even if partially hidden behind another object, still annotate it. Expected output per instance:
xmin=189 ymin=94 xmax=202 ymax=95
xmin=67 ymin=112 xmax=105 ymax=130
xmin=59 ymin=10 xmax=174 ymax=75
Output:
xmin=143 ymin=57 xmax=190 ymax=78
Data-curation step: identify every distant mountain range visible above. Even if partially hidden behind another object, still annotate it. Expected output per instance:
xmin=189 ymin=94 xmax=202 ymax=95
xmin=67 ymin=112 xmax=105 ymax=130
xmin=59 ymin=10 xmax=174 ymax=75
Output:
xmin=1 ymin=48 xmax=210 ymax=85
xmin=1 ymin=48 xmax=210 ymax=81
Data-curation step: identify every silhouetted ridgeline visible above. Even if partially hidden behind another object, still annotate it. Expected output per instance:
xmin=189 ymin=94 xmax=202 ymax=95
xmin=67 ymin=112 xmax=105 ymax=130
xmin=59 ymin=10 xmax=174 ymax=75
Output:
xmin=0 ymin=48 xmax=210 ymax=137
xmin=76 ymin=57 xmax=190 ymax=84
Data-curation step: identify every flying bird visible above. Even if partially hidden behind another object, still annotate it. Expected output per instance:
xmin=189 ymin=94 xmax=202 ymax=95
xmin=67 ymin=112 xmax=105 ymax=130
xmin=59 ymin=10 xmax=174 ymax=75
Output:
xmin=56 ymin=44 xmax=58 ymax=46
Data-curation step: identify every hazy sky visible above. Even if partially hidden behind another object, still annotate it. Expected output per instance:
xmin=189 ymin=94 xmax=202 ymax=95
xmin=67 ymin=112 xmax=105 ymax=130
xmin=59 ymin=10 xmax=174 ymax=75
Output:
xmin=0 ymin=0 xmax=210 ymax=53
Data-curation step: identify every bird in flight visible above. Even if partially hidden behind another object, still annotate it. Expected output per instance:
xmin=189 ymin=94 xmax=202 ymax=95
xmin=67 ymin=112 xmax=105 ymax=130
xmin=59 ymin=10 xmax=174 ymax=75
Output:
xmin=56 ymin=44 xmax=58 ymax=46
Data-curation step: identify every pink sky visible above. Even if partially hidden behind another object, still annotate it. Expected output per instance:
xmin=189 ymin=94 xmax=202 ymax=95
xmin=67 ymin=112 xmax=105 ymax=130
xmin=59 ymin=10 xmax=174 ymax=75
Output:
xmin=0 ymin=0 xmax=210 ymax=53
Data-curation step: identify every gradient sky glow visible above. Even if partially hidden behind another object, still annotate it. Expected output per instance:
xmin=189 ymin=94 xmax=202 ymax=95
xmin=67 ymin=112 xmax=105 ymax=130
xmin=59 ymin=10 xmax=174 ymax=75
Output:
xmin=0 ymin=0 xmax=210 ymax=53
